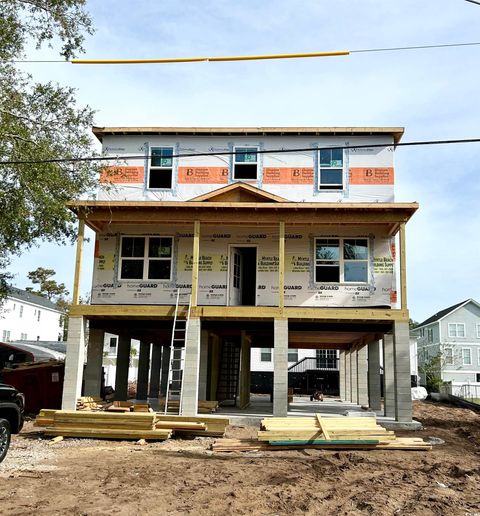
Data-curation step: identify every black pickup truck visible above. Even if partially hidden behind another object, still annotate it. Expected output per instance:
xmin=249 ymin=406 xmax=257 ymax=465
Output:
xmin=0 ymin=383 xmax=25 ymax=463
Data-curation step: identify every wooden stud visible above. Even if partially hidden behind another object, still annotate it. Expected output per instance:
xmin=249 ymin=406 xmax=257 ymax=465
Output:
xmin=239 ymin=330 xmax=251 ymax=409
xmin=316 ymin=414 xmax=331 ymax=440
xmin=72 ymin=219 xmax=85 ymax=306
xmin=191 ymin=220 xmax=200 ymax=308
xmin=279 ymin=221 xmax=285 ymax=311
xmin=399 ymin=222 xmax=407 ymax=311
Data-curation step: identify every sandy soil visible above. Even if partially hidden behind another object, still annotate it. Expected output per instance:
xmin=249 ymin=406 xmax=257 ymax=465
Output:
xmin=0 ymin=401 xmax=479 ymax=515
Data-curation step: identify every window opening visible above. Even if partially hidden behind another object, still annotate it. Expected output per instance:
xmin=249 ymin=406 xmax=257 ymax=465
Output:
xmin=319 ymin=148 xmax=343 ymax=190
xmin=315 ymin=238 xmax=368 ymax=283
xmin=260 ymin=348 xmax=272 ymax=362
xmin=120 ymin=236 xmax=173 ymax=280
xmin=233 ymin=147 xmax=258 ymax=180
xmin=149 ymin=147 xmax=173 ymax=189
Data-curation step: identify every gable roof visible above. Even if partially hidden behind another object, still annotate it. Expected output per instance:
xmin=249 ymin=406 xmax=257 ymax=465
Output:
xmin=416 ymin=299 xmax=480 ymax=328
xmin=189 ymin=182 xmax=288 ymax=203
xmin=7 ymin=287 xmax=63 ymax=312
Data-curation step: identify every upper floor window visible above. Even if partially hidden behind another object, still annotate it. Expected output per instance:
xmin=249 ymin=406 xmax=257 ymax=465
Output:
xmin=19 ymin=305 xmax=23 ymax=318
xmin=427 ymin=328 xmax=433 ymax=343
xmin=233 ymin=147 xmax=258 ymax=180
xmin=37 ymin=310 xmax=41 ymax=322
xmin=315 ymin=238 xmax=368 ymax=283
xmin=119 ymin=236 xmax=173 ymax=281
xmin=476 ymin=323 xmax=480 ymax=338
xmin=448 ymin=323 xmax=465 ymax=338
xmin=109 ymin=337 xmax=118 ymax=348
xmin=149 ymin=147 xmax=173 ymax=189
xmin=288 ymin=349 xmax=299 ymax=363
xmin=319 ymin=148 xmax=343 ymax=190
xmin=316 ymin=349 xmax=338 ymax=369
xmin=444 ymin=347 xmax=453 ymax=365
xmin=260 ymin=347 xmax=272 ymax=362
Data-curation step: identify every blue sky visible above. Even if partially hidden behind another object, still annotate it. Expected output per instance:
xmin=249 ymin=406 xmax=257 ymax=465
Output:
xmin=10 ymin=0 xmax=480 ymax=322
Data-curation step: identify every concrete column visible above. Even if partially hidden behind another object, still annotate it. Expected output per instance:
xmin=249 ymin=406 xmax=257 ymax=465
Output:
xmin=62 ymin=316 xmax=86 ymax=410
xmin=114 ymin=335 xmax=131 ymax=401
xmin=273 ymin=318 xmax=288 ymax=417
xmin=198 ymin=330 xmax=209 ymax=401
xmin=357 ymin=345 xmax=369 ymax=407
xmin=351 ymin=348 xmax=358 ymax=404
xmin=136 ymin=341 xmax=151 ymax=401
xmin=383 ymin=334 xmax=396 ymax=418
xmin=159 ymin=345 xmax=170 ymax=398
xmin=180 ymin=318 xmax=201 ymax=416
xmin=83 ymin=328 xmax=104 ymax=398
xmin=368 ymin=340 xmax=382 ymax=411
xmin=149 ymin=344 xmax=162 ymax=398
xmin=339 ymin=350 xmax=346 ymax=400
xmin=345 ymin=349 xmax=351 ymax=402
xmin=394 ymin=321 xmax=413 ymax=422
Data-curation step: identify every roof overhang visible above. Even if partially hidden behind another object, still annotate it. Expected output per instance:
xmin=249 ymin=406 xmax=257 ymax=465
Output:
xmin=67 ymin=200 xmax=418 ymax=235
xmin=92 ymin=126 xmax=404 ymax=145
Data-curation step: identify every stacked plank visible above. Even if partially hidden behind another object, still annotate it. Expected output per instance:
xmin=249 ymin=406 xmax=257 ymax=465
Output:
xmin=76 ymin=396 xmax=110 ymax=411
xmin=211 ymin=414 xmax=431 ymax=452
xmin=35 ymin=410 xmax=171 ymax=440
xmin=159 ymin=400 xmax=219 ymax=413
xmin=35 ymin=410 xmax=229 ymax=440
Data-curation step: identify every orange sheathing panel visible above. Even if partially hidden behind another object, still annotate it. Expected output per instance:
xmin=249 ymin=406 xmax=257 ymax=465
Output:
xmin=349 ymin=167 xmax=394 ymax=185
xmin=100 ymin=166 xmax=144 ymax=184
xmin=178 ymin=167 xmax=229 ymax=184
xmin=263 ymin=167 xmax=314 ymax=184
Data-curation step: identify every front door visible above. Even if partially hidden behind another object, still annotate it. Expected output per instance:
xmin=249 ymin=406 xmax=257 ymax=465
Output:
xmin=228 ymin=248 xmax=242 ymax=306
xmin=228 ymin=246 xmax=257 ymax=306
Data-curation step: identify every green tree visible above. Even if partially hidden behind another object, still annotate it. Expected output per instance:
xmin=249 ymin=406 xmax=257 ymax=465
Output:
xmin=27 ymin=267 xmax=69 ymax=301
xmin=0 ymin=1 xmax=99 ymax=299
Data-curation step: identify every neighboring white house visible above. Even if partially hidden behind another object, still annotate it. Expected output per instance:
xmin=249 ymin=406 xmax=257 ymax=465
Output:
xmin=0 ymin=287 xmax=64 ymax=342
xmin=251 ymin=348 xmax=338 ymax=372
xmin=102 ymin=333 xmax=139 ymax=388
xmin=412 ymin=299 xmax=480 ymax=390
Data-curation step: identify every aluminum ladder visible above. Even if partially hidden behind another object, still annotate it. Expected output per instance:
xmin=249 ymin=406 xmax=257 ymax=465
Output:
xmin=164 ymin=289 xmax=191 ymax=415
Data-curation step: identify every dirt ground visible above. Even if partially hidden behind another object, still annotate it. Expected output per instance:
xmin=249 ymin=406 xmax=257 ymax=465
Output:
xmin=0 ymin=401 xmax=479 ymax=516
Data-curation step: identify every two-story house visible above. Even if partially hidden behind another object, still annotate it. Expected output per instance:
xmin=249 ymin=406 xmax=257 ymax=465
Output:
xmin=61 ymin=126 xmax=417 ymax=424
xmin=0 ymin=287 xmax=64 ymax=343
xmin=413 ymin=299 xmax=480 ymax=390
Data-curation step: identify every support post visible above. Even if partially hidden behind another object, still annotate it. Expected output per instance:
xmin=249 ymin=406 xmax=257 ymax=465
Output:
xmin=114 ymin=335 xmax=131 ymax=401
xmin=345 ymin=349 xmax=351 ymax=402
xmin=149 ymin=344 xmax=162 ymax=398
xmin=209 ymin=334 xmax=220 ymax=401
xmin=84 ymin=328 xmax=104 ymax=398
xmin=72 ymin=219 xmax=85 ymax=306
xmin=351 ymin=347 xmax=358 ymax=404
xmin=180 ymin=318 xmax=201 ymax=416
xmin=136 ymin=341 xmax=151 ymax=401
xmin=368 ymin=340 xmax=382 ymax=411
xmin=61 ymin=316 xmax=86 ymax=410
xmin=191 ymin=220 xmax=200 ymax=308
xmin=198 ymin=330 xmax=209 ymax=401
xmin=399 ymin=222 xmax=408 ymax=311
xmin=357 ymin=344 xmax=369 ymax=407
xmin=339 ymin=350 xmax=346 ymax=400
xmin=279 ymin=221 xmax=285 ymax=311
xmin=394 ymin=320 xmax=413 ymax=422
xmin=273 ymin=318 xmax=288 ymax=417
xmin=383 ymin=334 xmax=396 ymax=418
xmin=159 ymin=345 xmax=170 ymax=398
xmin=239 ymin=331 xmax=251 ymax=409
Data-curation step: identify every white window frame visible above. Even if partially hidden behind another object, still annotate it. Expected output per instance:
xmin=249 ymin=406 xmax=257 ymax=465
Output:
xmin=19 ymin=305 xmax=23 ymax=318
xmin=260 ymin=347 xmax=272 ymax=362
xmin=314 ymin=237 xmax=369 ymax=284
xmin=287 ymin=348 xmax=299 ymax=363
xmin=148 ymin=146 xmax=174 ymax=190
xmin=476 ymin=323 xmax=480 ymax=339
xmin=443 ymin=346 xmax=453 ymax=365
xmin=318 ymin=148 xmax=344 ymax=190
xmin=448 ymin=323 xmax=466 ymax=338
xmin=462 ymin=347 xmax=472 ymax=366
xmin=427 ymin=328 xmax=433 ymax=343
xmin=118 ymin=235 xmax=173 ymax=282
xmin=233 ymin=146 xmax=259 ymax=181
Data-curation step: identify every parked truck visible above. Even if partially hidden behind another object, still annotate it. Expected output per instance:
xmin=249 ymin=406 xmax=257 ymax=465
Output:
xmin=0 ymin=383 xmax=25 ymax=463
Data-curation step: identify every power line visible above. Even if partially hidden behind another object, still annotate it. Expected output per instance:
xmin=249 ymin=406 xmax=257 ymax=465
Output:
xmin=1 ymin=137 xmax=480 ymax=166
xmin=3 ymin=41 xmax=480 ymax=65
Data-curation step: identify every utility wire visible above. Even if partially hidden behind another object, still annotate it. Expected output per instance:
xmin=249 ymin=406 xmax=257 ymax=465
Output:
xmin=3 ymin=41 xmax=480 ymax=64
xmin=1 ymin=137 xmax=480 ymax=166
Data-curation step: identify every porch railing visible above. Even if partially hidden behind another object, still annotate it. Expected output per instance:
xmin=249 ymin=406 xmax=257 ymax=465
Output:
xmin=288 ymin=357 xmax=339 ymax=373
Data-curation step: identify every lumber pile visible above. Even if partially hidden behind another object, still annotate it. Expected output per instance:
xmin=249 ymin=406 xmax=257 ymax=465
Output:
xmin=35 ymin=410 xmax=229 ymax=440
xmin=76 ymin=396 xmax=110 ymax=411
xmin=211 ymin=414 xmax=431 ymax=452
xmin=159 ymin=400 xmax=219 ymax=413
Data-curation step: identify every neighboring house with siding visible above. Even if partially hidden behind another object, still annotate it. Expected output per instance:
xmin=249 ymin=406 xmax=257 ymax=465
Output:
xmin=412 ymin=299 xmax=480 ymax=386
xmin=0 ymin=287 xmax=64 ymax=343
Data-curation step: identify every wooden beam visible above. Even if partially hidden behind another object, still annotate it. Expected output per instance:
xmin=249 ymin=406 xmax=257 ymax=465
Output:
xmin=399 ymin=222 xmax=407 ymax=311
xmin=239 ymin=330 xmax=251 ymax=409
xmin=279 ymin=221 xmax=285 ymax=311
xmin=70 ymin=303 xmax=409 ymax=322
xmin=191 ymin=220 xmax=200 ymax=308
xmin=72 ymin=219 xmax=85 ymax=306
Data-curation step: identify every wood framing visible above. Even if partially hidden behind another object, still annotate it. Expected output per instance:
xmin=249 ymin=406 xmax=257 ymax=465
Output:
xmin=399 ymin=222 xmax=407 ymax=311
xmin=191 ymin=220 xmax=200 ymax=308
xmin=279 ymin=221 xmax=285 ymax=311
xmin=72 ymin=219 xmax=85 ymax=306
